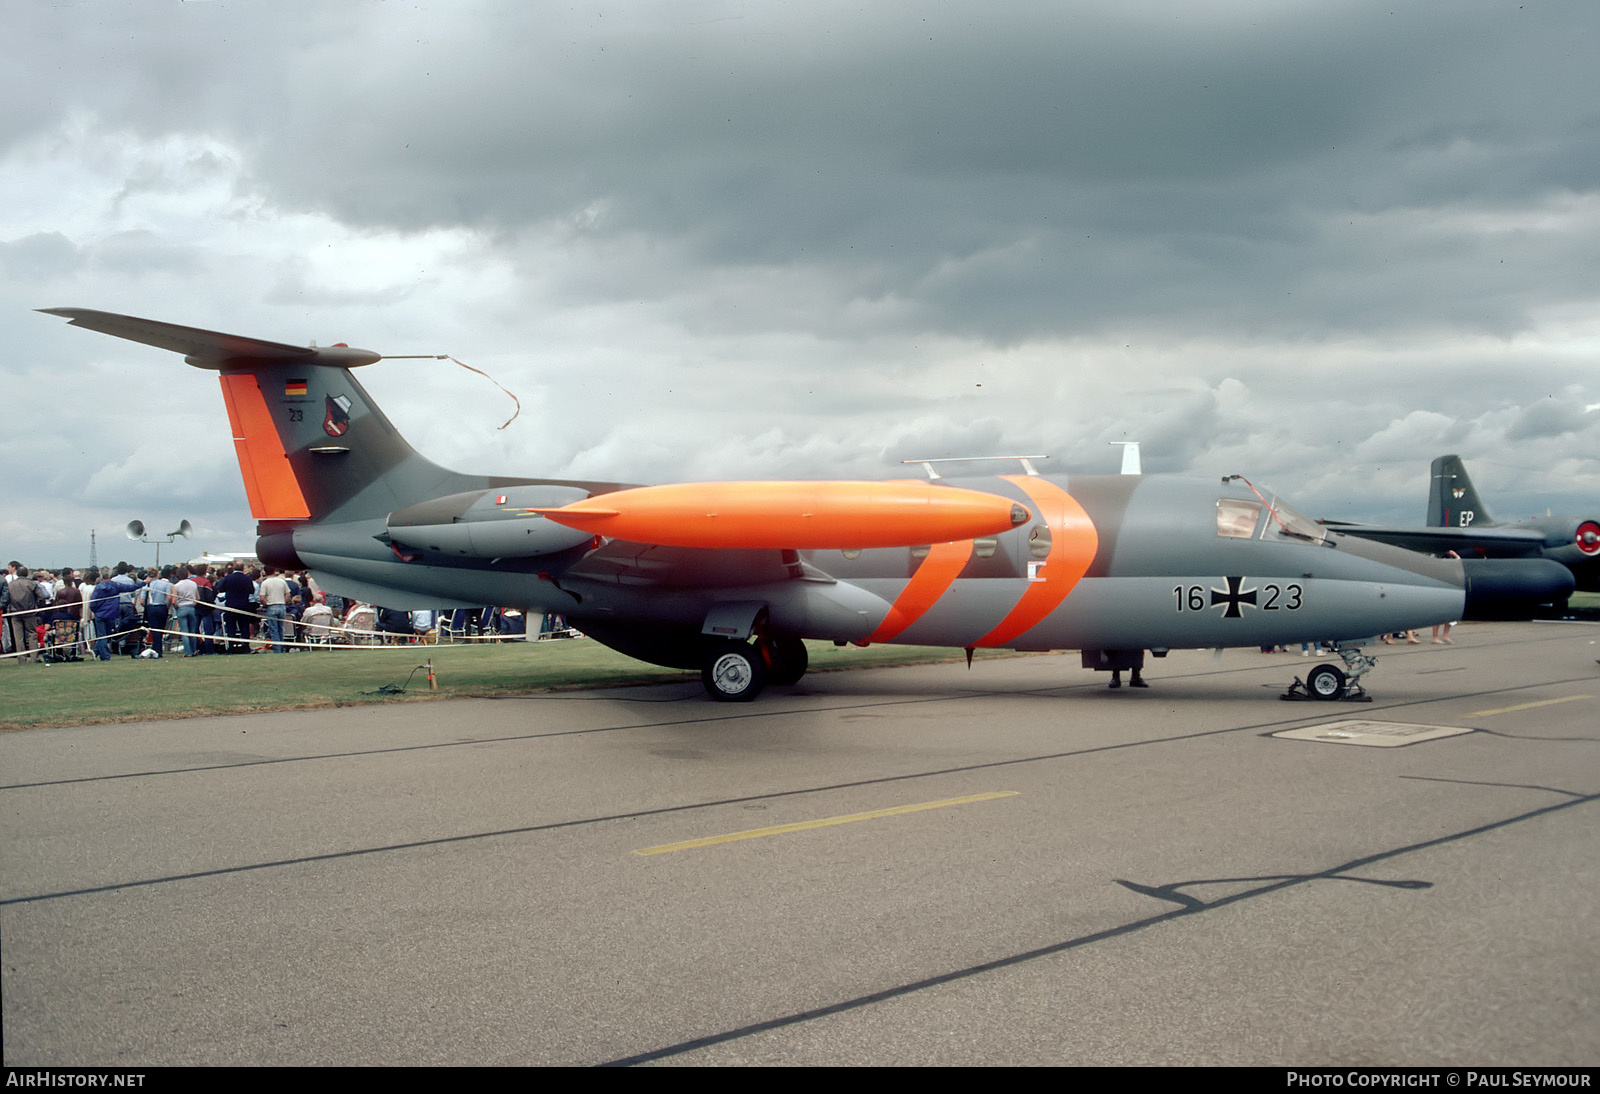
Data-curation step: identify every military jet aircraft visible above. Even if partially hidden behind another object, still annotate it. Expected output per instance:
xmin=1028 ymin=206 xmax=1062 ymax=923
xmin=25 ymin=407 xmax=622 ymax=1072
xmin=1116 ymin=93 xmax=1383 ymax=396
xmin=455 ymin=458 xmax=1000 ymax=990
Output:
xmin=42 ymin=308 xmax=1574 ymax=702
xmin=1328 ymin=454 xmax=1599 ymax=595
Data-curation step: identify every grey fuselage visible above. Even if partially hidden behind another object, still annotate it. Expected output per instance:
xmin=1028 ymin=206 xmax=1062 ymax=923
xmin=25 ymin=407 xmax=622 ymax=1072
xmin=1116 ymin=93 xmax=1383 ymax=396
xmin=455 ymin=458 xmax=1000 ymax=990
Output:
xmin=293 ymin=472 xmax=1469 ymax=669
xmin=39 ymin=306 xmax=1488 ymax=676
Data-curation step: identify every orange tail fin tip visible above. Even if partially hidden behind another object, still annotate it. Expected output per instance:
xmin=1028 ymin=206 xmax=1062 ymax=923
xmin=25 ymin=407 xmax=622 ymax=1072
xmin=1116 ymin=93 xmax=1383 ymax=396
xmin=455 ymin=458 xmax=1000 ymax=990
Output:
xmin=217 ymin=374 xmax=311 ymax=519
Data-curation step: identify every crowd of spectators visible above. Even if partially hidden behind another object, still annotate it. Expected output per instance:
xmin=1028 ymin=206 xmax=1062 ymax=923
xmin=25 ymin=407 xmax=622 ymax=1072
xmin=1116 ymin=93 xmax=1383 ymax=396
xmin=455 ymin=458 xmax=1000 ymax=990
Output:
xmin=3 ymin=559 xmax=543 ymax=664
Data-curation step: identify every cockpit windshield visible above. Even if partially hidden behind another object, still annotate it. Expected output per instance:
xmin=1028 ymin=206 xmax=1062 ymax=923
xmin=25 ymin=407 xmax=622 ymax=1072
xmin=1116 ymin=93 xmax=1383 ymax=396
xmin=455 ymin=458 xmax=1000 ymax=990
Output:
xmin=1216 ymin=481 xmax=1329 ymax=546
xmin=1261 ymin=493 xmax=1328 ymax=545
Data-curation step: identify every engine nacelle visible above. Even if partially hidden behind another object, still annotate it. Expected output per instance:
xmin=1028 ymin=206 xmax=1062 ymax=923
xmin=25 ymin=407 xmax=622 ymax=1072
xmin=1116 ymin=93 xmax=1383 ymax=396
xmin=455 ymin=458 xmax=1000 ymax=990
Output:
xmin=387 ymin=485 xmax=598 ymax=559
xmin=1521 ymin=515 xmax=1600 ymax=555
xmin=1517 ymin=516 xmax=1600 ymax=581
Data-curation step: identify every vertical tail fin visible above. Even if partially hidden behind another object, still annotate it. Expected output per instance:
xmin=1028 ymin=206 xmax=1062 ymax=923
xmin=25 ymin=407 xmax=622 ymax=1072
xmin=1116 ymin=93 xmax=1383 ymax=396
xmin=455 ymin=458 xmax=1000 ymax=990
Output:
xmin=215 ymin=363 xmax=467 ymax=522
xmin=1427 ymin=454 xmax=1495 ymax=529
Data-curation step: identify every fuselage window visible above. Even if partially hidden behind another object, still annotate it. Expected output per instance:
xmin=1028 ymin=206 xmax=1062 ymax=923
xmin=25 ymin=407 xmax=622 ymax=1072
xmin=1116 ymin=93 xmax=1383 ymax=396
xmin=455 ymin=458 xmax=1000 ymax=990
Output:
xmin=1217 ymin=498 xmax=1262 ymax=539
xmin=910 ymin=545 xmax=931 ymax=560
xmin=974 ymin=537 xmax=999 ymax=559
xmin=841 ymin=548 xmax=862 ymax=560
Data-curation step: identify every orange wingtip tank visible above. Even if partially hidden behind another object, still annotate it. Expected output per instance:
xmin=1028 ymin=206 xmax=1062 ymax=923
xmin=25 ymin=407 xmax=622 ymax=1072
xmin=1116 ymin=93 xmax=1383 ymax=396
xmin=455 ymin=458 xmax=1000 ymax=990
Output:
xmin=529 ymin=481 xmax=1032 ymax=550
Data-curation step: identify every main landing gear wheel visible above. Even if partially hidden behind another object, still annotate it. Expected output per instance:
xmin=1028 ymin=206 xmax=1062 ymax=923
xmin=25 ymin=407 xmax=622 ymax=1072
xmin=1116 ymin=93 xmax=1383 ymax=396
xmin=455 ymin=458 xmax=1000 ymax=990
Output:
xmin=1305 ymin=663 xmax=1347 ymax=700
xmin=763 ymin=636 xmax=809 ymax=687
xmin=703 ymin=641 xmax=767 ymax=702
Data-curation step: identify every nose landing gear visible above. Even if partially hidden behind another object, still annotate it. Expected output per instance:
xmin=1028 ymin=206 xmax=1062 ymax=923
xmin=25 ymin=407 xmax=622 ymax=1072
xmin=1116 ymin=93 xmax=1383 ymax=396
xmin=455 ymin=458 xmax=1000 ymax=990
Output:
xmin=1284 ymin=644 xmax=1377 ymax=702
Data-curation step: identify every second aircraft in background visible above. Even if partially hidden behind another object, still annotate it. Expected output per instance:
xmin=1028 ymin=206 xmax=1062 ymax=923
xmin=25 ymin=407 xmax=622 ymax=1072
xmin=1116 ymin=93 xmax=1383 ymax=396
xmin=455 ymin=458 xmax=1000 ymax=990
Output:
xmin=1329 ymin=454 xmax=1599 ymax=597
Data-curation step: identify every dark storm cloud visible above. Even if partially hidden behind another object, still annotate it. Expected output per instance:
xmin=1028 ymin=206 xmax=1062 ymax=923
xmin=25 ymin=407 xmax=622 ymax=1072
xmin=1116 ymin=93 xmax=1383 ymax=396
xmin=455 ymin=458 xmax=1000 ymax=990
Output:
xmin=236 ymin=1 xmax=1597 ymax=343
xmin=20 ymin=1 xmax=1596 ymax=343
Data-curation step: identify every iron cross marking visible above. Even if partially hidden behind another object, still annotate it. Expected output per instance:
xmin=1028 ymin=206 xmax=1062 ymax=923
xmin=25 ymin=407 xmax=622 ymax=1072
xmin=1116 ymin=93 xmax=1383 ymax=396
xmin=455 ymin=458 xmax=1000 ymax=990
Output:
xmin=1210 ymin=575 xmax=1258 ymax=618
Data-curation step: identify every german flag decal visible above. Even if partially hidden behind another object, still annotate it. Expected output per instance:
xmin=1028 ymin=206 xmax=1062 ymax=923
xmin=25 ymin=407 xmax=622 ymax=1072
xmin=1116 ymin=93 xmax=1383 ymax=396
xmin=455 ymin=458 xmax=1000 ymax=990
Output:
xmin=285 ymin=379 xmax=308 ymax=396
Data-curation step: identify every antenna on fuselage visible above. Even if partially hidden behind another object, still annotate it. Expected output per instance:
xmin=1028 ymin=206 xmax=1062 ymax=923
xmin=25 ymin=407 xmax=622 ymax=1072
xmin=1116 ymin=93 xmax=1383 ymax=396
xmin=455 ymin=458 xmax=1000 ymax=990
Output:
xmin=1110 ymin=441 xmax=1142 ymax=475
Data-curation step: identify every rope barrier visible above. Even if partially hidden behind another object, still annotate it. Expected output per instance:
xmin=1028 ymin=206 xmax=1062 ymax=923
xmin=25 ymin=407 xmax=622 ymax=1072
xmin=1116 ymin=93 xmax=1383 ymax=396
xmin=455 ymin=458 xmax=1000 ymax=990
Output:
xmin=0 ymin=624 xmax=141 ymax=662
xmin=1 ymin=599 xmax=94 ymax=621
xmin=138 ymin=622 xmax=523 ymax=654
xmin=3 ymin=612 xmax=558 ymax=660
xmin=5 ymin=579 xmax=559 ymax=662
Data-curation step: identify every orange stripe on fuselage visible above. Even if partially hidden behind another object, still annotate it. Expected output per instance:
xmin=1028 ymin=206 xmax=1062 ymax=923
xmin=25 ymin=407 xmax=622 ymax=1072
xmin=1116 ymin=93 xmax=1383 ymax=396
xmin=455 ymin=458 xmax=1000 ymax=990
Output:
xmin=218 ymin=373 xmax=311 ymax=520
xmin=865 ymin=539 xmax=973 ymax=643
xmin=974 ymin=476 xmax=1098 ymax=648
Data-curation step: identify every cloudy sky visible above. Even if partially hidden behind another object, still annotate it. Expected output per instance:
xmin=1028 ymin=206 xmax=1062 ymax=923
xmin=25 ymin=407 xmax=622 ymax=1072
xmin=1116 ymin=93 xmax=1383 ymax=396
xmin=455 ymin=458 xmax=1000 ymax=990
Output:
xmin=5 ymin=0 xmax=1598 ymax=567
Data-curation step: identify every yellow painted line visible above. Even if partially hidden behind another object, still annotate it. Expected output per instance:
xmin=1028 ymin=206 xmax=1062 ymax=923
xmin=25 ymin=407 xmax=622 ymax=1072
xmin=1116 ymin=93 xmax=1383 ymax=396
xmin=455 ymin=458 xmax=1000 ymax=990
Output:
xmin=1466 ymin=695 xmax=1590 ymax=718
xmin=633 ymin=791 xmax=1019 ymax=856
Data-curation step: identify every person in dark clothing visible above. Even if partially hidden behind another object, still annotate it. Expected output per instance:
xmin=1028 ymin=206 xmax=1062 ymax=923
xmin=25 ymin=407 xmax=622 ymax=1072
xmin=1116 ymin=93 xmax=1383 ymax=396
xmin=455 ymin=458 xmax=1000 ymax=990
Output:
xmin=377 ymin=607 xmax=413 ymax=644
xmin=216 ymin=565 xmax=257 ymax=653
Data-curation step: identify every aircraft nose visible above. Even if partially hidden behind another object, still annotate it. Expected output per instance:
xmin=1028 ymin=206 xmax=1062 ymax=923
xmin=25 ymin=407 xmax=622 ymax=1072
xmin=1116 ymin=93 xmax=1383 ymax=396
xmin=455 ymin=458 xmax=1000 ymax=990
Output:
xmin=1460 ymin=558 xmax=1575 ymax=620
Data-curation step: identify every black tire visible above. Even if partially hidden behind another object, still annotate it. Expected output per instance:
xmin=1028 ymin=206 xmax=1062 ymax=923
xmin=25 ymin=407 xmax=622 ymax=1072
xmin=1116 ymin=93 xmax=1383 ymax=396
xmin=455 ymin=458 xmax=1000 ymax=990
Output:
xmin=702 ymin=641 xmax=767 ymax=702
xmin=1306 ymin=663 xmax=1346 ymax=700
xmin=765 ymin=636 xmax=809 ymax=686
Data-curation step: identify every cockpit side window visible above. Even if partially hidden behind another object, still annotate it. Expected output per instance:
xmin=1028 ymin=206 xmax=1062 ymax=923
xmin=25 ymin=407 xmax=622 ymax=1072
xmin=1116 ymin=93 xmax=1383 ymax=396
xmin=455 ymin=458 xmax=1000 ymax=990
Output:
xmin=1216 ymin=498 xmax=1262 ymax=539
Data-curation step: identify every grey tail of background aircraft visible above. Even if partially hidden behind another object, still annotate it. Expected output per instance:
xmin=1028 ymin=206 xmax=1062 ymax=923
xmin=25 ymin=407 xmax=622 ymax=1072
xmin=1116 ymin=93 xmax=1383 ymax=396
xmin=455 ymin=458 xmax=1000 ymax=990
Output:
xmin=1326 ymin=450 xmax=1595 ymax=597
xmin=1427 ymin=454 xmax=1493 ymax=529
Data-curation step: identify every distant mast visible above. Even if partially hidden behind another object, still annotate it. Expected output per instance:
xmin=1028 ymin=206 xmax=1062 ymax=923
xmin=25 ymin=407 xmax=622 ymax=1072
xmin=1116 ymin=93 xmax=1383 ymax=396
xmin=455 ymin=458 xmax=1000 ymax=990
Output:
xmin=89 ymin=529 xmax=97 ymax=570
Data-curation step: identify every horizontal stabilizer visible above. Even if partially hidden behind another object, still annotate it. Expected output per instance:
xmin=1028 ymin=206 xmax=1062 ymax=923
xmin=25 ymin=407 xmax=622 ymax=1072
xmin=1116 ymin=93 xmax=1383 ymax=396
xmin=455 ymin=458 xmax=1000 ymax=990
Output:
xmin=38 ymin=308 xmax=381 ymax=369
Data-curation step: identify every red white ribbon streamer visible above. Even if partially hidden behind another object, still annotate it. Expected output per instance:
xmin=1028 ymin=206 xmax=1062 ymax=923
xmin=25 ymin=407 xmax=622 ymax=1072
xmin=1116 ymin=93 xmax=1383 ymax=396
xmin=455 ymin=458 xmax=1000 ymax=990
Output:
xmin=450 ymin=356 xmax=521 ymax=430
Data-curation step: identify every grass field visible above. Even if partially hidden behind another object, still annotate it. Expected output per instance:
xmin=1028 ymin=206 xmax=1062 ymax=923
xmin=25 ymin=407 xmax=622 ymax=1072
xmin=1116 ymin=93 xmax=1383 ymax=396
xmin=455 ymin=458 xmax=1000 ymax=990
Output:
xmin=0 ymin=637 xmax=1019 ymax=731
xmin=8 ymin=591 xmax=1593 ymax=731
